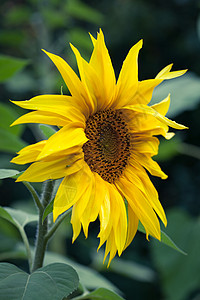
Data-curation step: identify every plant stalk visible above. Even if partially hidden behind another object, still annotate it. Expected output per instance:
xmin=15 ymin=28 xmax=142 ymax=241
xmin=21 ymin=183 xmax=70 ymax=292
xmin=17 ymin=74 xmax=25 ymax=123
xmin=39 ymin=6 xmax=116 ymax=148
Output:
xmin=31 ymin=180 xmax=54 ymax=272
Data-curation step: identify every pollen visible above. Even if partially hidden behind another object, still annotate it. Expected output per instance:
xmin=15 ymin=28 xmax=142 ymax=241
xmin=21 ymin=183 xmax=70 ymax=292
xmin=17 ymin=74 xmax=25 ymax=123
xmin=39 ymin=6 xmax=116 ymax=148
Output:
xmin=83 ymin=109 xmax=131 ymax=183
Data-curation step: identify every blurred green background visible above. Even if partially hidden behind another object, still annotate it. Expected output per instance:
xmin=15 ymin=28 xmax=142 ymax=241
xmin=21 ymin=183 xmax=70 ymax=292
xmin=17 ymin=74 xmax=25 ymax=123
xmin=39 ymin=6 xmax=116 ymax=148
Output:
xmin=0 ymin=0 xmax=200 ymax=299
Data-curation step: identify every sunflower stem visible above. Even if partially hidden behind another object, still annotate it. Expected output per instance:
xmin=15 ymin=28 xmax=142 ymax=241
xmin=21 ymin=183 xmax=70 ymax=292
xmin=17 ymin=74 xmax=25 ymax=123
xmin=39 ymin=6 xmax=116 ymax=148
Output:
xmin=44 ymin=208 xmax=72 ymax=244
xmin=31 ymin=180 xmax=54 ymax=272
xmin=23 ymin=181 xmax=43 ymax=211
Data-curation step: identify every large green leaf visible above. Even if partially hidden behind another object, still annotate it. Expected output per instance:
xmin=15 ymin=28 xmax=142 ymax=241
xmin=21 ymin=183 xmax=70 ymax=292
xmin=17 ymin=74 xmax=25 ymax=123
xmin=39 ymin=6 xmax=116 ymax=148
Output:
xmin=44 ymin=251 xmax=119 ymax=292
xmin=151 ymin=209 xmax=200 ymax=300
xmin=0 ymin=55 xmax=29 ymax=82
xmin=0 ymin=103 xmax=23 ymax=136
xmin=0 ymin=128 xmax=27 ymax=153
xmin=138 ymin=222 xmax=186 ymax=255
xmin=81 ymin=288 xmax=125 ymax=300
xmin=152 ymin=72 xmax=200 ymax=117
xmin=0 ymin=206 xmax=37 ymax=229
xmin=0 ymin=263 xmax=79 ymax=300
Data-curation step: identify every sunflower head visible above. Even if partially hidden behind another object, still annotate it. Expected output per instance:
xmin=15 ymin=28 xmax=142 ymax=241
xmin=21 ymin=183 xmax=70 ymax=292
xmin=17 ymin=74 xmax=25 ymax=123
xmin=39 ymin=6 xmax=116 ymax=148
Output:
xmin=11 ymin=29 xmax=187 ymax=265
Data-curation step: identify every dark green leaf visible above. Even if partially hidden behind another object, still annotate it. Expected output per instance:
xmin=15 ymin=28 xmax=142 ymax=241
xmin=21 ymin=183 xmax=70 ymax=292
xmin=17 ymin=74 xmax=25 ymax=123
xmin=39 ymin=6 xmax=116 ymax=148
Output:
xmin=39 ymin=124 xmax=57 ymax=139
xmin=151 ymin=209 xmax=200 ymax=300
xmin=83 ymin=288 xmax=125 ymax=300
xmin=42 ymin=198 xmax=54 ymax=223
xmin=0 ymin=263 xmax=79 ymax=300
xmin=0 ymin=103 xmax=24 ymax=136
xmin=67 ymin=0 xmax=104 ymax=25
xmin=0 ymin=128 xmax=27 ymax=153
xmin=0 ymin=55 xmax=29 ymax=82
xmin=0 ymin=206 xmax=37 ymax=229
xmin=138 ymin=221 xmax=187 ymax=255
xmin=110 ymin=258 xmax=155 ymax=282
xmin=44 ymin=251 xmax=119 ymax=292
xmin=0 ymin=169 xmax=19 ymax=179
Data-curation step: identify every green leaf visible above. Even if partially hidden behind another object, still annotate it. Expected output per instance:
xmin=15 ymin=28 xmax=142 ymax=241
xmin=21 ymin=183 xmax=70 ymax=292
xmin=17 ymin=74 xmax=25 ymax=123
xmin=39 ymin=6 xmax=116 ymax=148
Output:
xmin=110 ymin=258 xmax=155 ymax=282
xmin=44 ymin=251 xmax=119 ymax=292
xmin=0 ymin=206 xmax=37 ymax=229
xmin=0 ymin=55 xmax=29 ymax=82
xmin=152 ymin=72 xmax=200 ymax=117
xmin=151 ymin=209 xmax=200 ymax=300
xmin=67 ymin=0 xmax=104 ymax=25
xmin=83 ymin=288 xmax=125 ymax=300
xmin=0 ymin=169 xmax=19 ymax=179
xmin=0 ymin=127 xmax=27 ymax=153
xmin=156 ymin=136 xmax=182 ymax=161
xmin=0 ymin=103 xmax=24 ymax=136
xmin=138 ymin=221 xmax=187 ymax=255
xmin=69 ymin=28 xmax=93 ymax=51
xmin=0 ymin=263 xmax=79 ymax=300
xmin=42 ymin=198 xmax=54 ymax=222
xmin=39 ymin=124 xmax=57 ymax=139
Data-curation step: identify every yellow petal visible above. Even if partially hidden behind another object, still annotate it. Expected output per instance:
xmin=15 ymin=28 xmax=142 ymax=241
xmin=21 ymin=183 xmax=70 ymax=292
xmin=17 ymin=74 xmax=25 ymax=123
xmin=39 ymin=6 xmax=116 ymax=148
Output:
xmin=103 ymin=229 xmax=117 ymax=267
xmin=155 ymin=63 xmax=173 ymax=79
xmin=53 ymin=163 xmax=89 ymax=221
xmin=151 ymin=94 xmax=171 ymax=115
xmin=70 ymin=44 xmax=97 ymax=114
xmin=133 ymin=136 xmax=159 ymax=156
xmin=11 ymin=95 xmax=86 ymax=125
xmin=108 ymin=184 xmax=127 ymax=256
xmin=125 ymin=162 xmax=167 ymax=227
xmin=133 ymin=78 xmax=162 ymax=106
xmin=37 ymin=123 xmax=88 ymax=160
xmin=16 ymin=155 xmax=83 ymax=182
xmin=116 ymin=177 xmax=161 ymax=240
xmin=156 ymin=64 xmax=187 ymax=80
xmin=11 ymin=140 xmax=46 ymax=165
xmin=123 ymin=204 xmax=139 ymax=250
xmin=71 ymin=205 xmax=82 ymax=243
xmin=132 ymin=153 xmax=168 ymax=179
xmin=11 ymin=111 xmax=69 ymax=127
xmin=123 ymin=104 xmax=188 ymax=130
xmin=42 ymin=49 xmax=89 ymax=114
xmin=114 ymin=40 xmax=143 ymax=108
xmin=89 ymin=29 xmax=116 ymax=107
xmin=80 ymin=173 xmax=105 ymax=238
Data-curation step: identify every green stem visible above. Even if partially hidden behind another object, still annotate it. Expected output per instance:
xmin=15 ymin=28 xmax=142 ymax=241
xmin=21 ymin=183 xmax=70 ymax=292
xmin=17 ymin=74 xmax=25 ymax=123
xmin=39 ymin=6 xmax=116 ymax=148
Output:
xmin=31 ymin=180 xmax=54 ymax=272
xmin=23 ymin=181 xmax=43 ymax=211
xmin=44 ymin=208 xmax=72 ymax=244
xmin=18 ymin=225 xmax=33 ymax=271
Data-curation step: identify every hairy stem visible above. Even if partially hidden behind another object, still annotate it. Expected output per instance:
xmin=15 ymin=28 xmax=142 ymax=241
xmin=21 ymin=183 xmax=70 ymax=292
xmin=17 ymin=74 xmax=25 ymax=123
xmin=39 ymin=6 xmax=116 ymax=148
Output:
xmin=31 ymin=180 xmax=54 ymax=272
xmin=23 ymin=181 xmax=43 ymax=211
xmin=44 ymin=208 xmax=72 ymax=244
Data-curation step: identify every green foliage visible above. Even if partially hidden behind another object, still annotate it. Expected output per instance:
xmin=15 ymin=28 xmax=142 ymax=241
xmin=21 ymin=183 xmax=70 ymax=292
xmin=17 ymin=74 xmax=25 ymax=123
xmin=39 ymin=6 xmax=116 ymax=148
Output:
xmin=151 ymin=209 xmax=200 ymax=300
xmin=0 ymin=103 xmax=26 ymax=153
xmin=0 ymin=262 xmax=79 ymax=300
xmin=138 ymin=221 xmax=186 ymax=255
xmin=0 ymin=169 xmax=19 ymax=179
xmin=0 ymin=206 xmax=37 ymax=230
xmin=81 ymin=288 xmax=125 ymax=300
xmin=66 ymin=0 xmax=104 ymax=25
xmin=152 ymin=73 xmax=200 ymax=118
xmin=44 ymin=251 xmax=119 ymax=293
xmin=0 ymin=55 xmax=29 ymax=83
xmin=39 ymin=124 xmax=57 ymax=139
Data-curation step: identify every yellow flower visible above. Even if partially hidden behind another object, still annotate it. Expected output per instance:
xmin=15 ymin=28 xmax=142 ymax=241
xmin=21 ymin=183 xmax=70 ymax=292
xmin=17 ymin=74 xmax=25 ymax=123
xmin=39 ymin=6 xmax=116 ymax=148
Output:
xmin=11 ymin=29 xmax=187 ymax=265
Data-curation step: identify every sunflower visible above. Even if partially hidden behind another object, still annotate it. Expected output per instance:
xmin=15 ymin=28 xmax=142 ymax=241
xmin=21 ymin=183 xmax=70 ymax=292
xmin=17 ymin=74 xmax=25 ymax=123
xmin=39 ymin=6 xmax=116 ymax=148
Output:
xmin=11 ymin=30 xmax=187 ymax=265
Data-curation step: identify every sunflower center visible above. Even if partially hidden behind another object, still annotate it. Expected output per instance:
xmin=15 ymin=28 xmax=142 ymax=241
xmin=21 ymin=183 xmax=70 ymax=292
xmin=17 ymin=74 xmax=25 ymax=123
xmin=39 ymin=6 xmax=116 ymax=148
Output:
xmin=83 ymin=109 xmax=131 ymax=183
